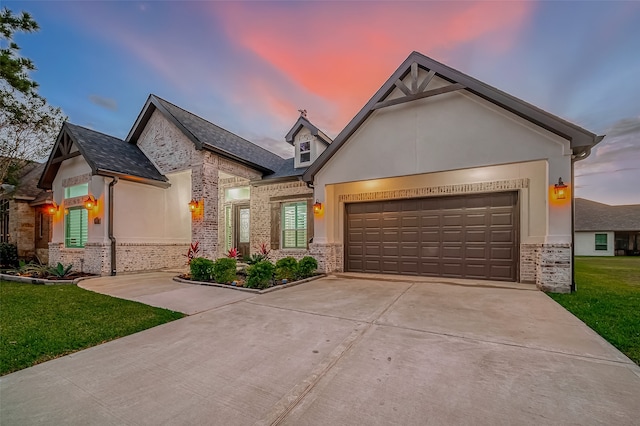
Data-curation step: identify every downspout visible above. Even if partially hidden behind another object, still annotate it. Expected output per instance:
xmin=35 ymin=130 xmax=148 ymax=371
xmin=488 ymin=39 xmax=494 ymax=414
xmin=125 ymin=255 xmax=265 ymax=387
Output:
xmin=109 ymin=177 xmax=118 ymax=276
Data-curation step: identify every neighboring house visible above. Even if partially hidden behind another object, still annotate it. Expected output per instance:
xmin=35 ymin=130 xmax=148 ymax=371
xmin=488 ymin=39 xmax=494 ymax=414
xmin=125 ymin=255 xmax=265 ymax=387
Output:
xmin=0 ymin=161 xmax=53 ymax=262
xmin=575 ymin=198 xmax=640 ymax=256
xmin=38 ymin=51 xmax=603 ymax=292
xmin=38 ymin=97 xmax=329 ymax=275
xmin=302 ymin=52 xmax=602 ymax=293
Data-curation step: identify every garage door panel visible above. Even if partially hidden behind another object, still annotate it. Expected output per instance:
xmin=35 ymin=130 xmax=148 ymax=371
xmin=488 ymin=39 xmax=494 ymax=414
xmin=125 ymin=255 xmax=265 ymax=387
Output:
xmin=491 ymin=212 xmax=513 ymax=226
xmin=442 ymin=230 xmax=462 ymax=242
xmin=491 ymin=230 xmax=514 ymax=243
xmin=442 ymin=245 xmax=462 ymax=259
xmin=465 ymin=263 xmax=488 ymax=278
xmin=443 ymin=214 xmax=463 ymax=226
xmin=345 ymin=192 xmax=517 ymax=281
xmin=421 ymin=245 xmax=439 ymax=258
xmin=466 ymin=213 xmax=487 ymax=226
xmin=466 ymin=230 xmax=487 ymax=242
xmin=465 ymin=246 xmax=487 ymax=259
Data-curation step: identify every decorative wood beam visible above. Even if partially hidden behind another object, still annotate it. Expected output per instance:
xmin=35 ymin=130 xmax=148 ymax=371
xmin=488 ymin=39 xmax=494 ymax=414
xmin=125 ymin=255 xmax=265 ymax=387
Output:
xmin=417 ymin=69 xmax=436 ymax=93
xmin=394 ymin=79 xmax=412 ymax=96
xmin=372 ymin=83 xmax=465 ymax=110
xmin=410 ymin=62 xmax=419 ymax=94
xmin=51 ymin=151 xmax=81 ymax=164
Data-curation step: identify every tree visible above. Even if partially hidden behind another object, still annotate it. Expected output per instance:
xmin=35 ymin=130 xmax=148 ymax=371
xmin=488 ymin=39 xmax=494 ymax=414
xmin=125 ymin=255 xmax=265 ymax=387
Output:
xmin=0 ymin=7 xmax=65 ymax=184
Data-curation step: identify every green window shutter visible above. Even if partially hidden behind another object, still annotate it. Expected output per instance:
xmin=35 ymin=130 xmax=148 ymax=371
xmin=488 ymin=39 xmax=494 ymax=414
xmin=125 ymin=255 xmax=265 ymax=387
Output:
xmin=65 ymin=207 xmax=87 ymax=248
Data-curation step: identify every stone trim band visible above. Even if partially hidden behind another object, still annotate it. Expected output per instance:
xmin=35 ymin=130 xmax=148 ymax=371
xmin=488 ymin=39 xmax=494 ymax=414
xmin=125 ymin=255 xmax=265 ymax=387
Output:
xmin=338 ymin=178 xmax=529 ymax=203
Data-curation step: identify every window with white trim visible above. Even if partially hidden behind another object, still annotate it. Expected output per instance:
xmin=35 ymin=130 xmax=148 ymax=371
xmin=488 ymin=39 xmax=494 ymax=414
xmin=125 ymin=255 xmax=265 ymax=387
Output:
xmin=282 ymin=201 xmax=307 ymax=248
xmin=595 ymin=233 xmax=607 ymax=251
xmin=299 ymin=141 xmax=311 ymax=164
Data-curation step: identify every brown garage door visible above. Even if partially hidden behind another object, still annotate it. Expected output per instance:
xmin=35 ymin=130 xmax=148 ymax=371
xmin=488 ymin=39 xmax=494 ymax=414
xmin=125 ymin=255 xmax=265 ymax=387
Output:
xmin=345 ymin=192 xmax=518 ymax=281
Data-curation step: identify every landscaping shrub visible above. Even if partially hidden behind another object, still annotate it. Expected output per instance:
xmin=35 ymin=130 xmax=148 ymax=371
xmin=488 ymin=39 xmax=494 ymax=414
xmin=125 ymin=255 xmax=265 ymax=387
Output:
xmin=190 ymin=257 xmax=214 ymax=281
xmin=213 ymin=257 xmax=237 ymax=283
xmin=297 ymin=256 xmax=318 ymax=279
xmin=0 ymin=243 xmax=18 ymax=268
xmin=275 ymin=257 xmax=298 ymax=281
xmin=246 ymin=260 xmax=275 ymax=289
xmin=47 ymin=263 xmax=74 ymax=279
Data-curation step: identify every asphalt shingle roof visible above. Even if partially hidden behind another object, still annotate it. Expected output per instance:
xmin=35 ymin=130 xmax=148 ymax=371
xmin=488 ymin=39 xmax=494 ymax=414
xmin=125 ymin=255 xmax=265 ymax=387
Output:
xmin=262 ymin=157 xmax=305 ymax=180
xmin=65 ymin=123 xmax=166 ymax=183
xmin=153 ymin=96 xmax=286 ymax=173
xmin=575 ymin=198 xmax=640 ymax=231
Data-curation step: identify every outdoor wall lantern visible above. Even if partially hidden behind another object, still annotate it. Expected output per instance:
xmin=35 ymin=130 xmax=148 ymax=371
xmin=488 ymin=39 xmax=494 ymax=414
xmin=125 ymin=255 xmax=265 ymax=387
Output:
xmin=45 ymin=202 xmax=58 ymax=215
xmin=313 ymin=200 xmax=323 ymax=215
xmin=188 ymin=199 xmax=200 ymax=212
xmin=554 ymin=178 xmax=568 ymax=200
xmin=83 ymin=195 xmax=97 ymax=210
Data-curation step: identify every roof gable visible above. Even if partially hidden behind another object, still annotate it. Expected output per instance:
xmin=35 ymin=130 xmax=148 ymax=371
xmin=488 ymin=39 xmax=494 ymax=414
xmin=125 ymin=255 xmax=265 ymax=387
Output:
xmin=38 ymin=123 xmax=168 ymax=190
xmin=303 ymin=51 xmax=604 ymax=183
xmin=127 ymin=95 xmax=285 ymax=174
xmin=285 ymin=115 xmax=332 ymax=145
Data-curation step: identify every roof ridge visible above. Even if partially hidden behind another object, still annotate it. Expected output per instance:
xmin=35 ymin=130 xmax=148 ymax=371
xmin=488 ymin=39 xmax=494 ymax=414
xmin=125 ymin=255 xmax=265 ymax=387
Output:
xmin=65 ymin=122 xmax=124 ymax=142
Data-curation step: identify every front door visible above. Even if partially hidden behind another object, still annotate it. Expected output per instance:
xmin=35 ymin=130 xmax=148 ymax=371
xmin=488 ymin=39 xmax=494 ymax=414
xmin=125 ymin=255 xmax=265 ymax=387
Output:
xmin=234 ymin=204 xmax=250 ymax=259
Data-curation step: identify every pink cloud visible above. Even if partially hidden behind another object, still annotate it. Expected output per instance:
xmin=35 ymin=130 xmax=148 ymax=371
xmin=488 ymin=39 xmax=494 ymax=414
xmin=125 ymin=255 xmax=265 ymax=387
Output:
xmin=211 ymin=1 xmax=534 ymax=130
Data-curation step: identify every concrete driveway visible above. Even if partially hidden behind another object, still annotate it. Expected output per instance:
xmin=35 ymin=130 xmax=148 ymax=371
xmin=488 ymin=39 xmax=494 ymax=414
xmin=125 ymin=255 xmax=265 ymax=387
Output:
xmin=1 ymin=273 xmax=639 ymax=425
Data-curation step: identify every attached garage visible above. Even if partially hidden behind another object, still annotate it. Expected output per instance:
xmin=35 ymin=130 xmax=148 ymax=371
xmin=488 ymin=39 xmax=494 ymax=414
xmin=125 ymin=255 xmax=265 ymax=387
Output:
xmin=303 ymin=52 xmax=603 ymax=292
xmin=345 ymin=192 xmax=518 ymax=281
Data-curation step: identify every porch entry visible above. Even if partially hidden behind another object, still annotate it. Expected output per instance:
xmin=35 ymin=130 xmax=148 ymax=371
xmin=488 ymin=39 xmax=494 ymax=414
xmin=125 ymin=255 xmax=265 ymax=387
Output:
xmin=233 ymin=203 xmax=250 ymax=258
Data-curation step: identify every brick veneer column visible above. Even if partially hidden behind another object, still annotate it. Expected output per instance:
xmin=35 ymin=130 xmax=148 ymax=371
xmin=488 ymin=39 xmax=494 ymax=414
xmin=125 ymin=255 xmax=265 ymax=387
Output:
xmin=191 ymin=153 xmax=219 ymax=259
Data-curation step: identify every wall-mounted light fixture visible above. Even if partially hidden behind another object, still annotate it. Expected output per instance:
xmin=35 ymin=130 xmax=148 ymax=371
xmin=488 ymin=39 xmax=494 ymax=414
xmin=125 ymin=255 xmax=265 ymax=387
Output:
xmin=45 ymin=202 xmax=58 ymax=215
xmin=313 ymin=200 xmax=323 ymax=215
xmin=83 ymin=195 xmax=97 ymax=210
xmin=189 ymin=199 xmax=200 ymax=212
xmin=554 ymin=178 xmax=568 ymax=200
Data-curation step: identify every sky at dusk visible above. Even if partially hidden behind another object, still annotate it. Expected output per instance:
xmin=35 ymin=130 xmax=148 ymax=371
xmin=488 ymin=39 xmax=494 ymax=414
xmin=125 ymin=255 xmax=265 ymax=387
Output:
xmin=5 ymin=0 xmax=640 ymax=205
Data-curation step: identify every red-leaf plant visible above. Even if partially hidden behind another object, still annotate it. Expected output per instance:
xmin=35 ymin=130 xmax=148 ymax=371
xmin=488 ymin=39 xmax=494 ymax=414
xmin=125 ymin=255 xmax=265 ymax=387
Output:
xmin=184 ymin=241 xmax=200 ymax=265
xmin=227 ymin=247 xmax=239 ymax=259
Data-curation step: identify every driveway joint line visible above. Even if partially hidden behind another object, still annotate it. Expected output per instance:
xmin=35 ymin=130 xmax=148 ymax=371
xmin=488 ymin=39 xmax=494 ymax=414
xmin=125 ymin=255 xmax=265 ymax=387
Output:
xmin=373 ymin=322 xmax=637 ymax=366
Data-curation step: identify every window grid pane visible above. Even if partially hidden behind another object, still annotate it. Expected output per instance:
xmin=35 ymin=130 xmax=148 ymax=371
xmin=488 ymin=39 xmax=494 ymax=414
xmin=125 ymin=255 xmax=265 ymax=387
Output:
xmin=595 ymin=233 xmax=607 ymax=251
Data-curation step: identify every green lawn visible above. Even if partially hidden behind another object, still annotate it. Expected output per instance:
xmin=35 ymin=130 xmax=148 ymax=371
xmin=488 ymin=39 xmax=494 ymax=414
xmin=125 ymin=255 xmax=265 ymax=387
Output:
xmin=0 ymin=281 xmax=185 ymax=376
xmin=549 ymin=257 xmax=640 ymax=365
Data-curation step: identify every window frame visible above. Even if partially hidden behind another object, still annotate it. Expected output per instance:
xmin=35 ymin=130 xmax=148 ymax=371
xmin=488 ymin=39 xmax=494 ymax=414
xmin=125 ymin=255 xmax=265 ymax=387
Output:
xmin=595 ymin=233 xmax=608 ymax=251
xmin=281 ymin=201 xmax=308 ymax=249
xmin=299 ymin=141 xmax=311 ymax=164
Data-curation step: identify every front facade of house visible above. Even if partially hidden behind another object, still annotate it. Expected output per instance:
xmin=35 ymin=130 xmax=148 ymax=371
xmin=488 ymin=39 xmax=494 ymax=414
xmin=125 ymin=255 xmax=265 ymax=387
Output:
xmin=38 ymin=52 xmax=602 ymax=292
xmin=39 ymin=98 xmax=327 ymax=275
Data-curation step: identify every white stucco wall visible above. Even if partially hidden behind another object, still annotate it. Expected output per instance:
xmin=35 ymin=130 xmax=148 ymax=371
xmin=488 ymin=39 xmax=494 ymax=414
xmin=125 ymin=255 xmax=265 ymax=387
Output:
xmin=313 ymin=70 xmax=573 ymax=246
xmin=113 ymin=170 xmax=191 ymax=243
xmin=293 ymin=126 xmax=329 ymax=169
xmin=575 ymin=231 xmax=614 ymax=256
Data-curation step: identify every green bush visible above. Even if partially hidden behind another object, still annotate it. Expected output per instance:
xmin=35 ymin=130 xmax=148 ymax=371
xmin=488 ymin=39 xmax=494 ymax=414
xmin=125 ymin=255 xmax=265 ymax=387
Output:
xmin=213 ymin=257 xmax=237 ymax=283
xmin=190 ymin=257 xmax=214 ymax=281
xmin=47 ymin=263 xmax=74 ymax=278
xmin=0 ymin=243 xmax=18 ymax=268
xmin=246 ymin=260 xmax=275 ymax=289
xmin=275 ymin=257 xmax=298 ymax=281
xmin=297 ymin=256 xmax=318 ymax=279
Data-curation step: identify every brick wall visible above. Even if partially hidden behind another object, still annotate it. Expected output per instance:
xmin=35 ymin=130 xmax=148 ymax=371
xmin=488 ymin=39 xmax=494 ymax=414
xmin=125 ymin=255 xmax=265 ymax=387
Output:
xmin=9 ymin=200 xmax=35 ymax=259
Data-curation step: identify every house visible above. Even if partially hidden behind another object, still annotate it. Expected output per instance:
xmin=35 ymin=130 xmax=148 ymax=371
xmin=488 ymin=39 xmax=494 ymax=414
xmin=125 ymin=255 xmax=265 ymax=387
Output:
xmin=302 ymin=52 xmax=603 ymax=293
xmin=38 ymin=51 xmax=603 ymax=292
xmin=575 ymin=198 xmax=640 ymax=256
xmin=38 ymin=96 xmax=329 ymax=275
xmin=0 ymin=160 xmax=53 ymax=262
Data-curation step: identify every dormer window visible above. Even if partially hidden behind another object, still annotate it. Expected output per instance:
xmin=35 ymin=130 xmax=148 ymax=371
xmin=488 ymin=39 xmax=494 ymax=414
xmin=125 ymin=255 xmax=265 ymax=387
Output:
xmin=299 ymin=141 xmax=311 ymax=164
